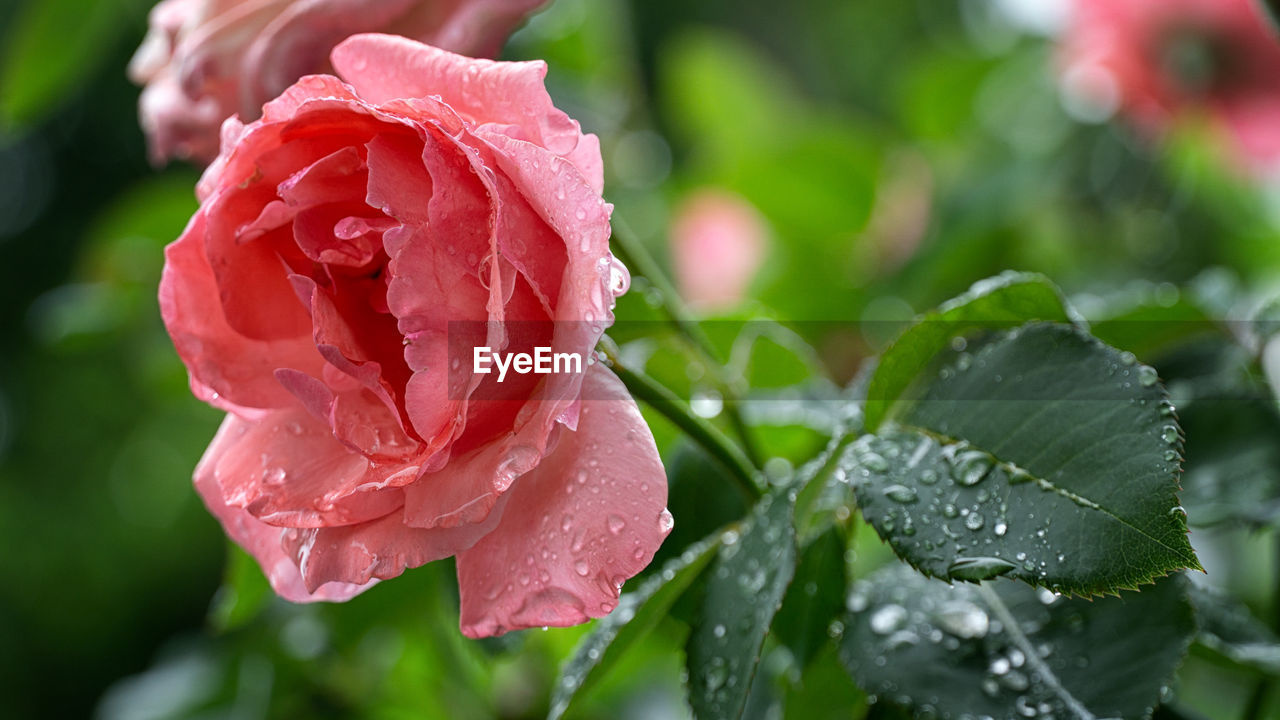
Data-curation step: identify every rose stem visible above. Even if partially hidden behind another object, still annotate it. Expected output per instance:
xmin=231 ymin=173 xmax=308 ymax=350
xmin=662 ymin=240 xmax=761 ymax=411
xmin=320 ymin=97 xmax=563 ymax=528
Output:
xmin=608 ymin=225 xmax=763 ymax=469
xmin=599 ymin=339 xmax=764 ymax=505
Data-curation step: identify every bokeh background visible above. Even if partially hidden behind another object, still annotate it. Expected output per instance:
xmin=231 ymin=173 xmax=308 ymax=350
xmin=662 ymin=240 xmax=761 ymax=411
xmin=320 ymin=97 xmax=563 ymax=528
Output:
xmin=2 ymin=0 xmax=1279 ymax=717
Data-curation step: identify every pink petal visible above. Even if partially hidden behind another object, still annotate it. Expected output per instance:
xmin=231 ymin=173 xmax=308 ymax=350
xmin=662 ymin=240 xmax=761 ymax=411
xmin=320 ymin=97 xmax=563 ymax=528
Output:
xmin=282 ymin=490 xmax=511 ymax=592
xmin=160 ymin=213 xmax=327 ymax=413
xmin=393 ymin=0 xmax=549 ymax=59
xmin=208 ymin=406 xmax=412 ymax=528
xmin=241 ymin=0 xmax=419 ymax=114
xmin=330 ymin=33 xmax=589 ymax=162
xmin=194 ymin=413 xmax=378 ymax=602
xmin=455 ymin=364 xmax=671 ymax=638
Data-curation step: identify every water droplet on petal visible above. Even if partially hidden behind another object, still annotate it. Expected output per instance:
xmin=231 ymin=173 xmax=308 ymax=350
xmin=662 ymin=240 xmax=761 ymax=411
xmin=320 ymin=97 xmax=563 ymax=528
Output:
xmin=606 ymin=514 xmax=626 ymax=535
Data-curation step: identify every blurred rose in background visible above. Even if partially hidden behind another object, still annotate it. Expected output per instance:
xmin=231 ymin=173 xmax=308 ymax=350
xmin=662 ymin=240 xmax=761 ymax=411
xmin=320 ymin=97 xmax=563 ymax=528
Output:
xmin=669 ymin=189 xmax=768 ymax=312
xmin=128 ymin=0 xmax=546 ymax=163
xmin=1058 ymin=0 xmax=1280 ymax=176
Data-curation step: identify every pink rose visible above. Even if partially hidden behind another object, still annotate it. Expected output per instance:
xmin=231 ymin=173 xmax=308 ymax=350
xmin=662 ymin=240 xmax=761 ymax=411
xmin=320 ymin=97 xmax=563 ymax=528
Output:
xmin=1059 ymin=0 xmax=1280 ymax=175
xmin=669 ymin=189 xmax=768 ymax=311
xmin=129 ymin=0 xmax=546 ymax=164
xmin=161 ymin=33 xmax=672 ymax=637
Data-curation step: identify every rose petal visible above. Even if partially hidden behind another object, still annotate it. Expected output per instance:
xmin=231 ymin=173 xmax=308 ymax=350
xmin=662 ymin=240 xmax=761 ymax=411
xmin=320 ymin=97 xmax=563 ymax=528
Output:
xmin=161 ymin=213 xmax=326 ymax=413
xmin=210 ymin=407 xmax=411 ymax=527
xmin=194 ymin=413 xmax=378 ymax=602
xmin=455 ymin=364 xmax=671 ymax=637
xmin=330 ymin=34 xmax=587 ymax=161
xmin=283 ymin=490 xmax=511 ymax=592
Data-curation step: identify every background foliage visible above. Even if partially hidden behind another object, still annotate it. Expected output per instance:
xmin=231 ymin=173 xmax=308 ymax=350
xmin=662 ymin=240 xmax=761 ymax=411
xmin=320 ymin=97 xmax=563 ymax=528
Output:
xmin=1 ymin=0 xmax=1278 ymax=718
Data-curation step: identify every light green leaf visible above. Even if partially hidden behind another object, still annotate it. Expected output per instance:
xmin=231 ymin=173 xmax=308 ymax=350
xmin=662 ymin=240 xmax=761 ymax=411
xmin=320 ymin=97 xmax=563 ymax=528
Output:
xmin=0 ymin=0 xmax=135 ymax=128
xmin=839 ymin=565 xmax=1195 ymax=719
xmin=850 ymin=323 xmax=1199 ymax=595
xmin=687 ymin=489 xmax=798 ymax=720
xmin=548 ymin=535 xmax=719 ymax=720
xmin=865 ymin=272 xmax=1075 ymax=431
xmin=209 ymin=544 xmax=272 ymax=632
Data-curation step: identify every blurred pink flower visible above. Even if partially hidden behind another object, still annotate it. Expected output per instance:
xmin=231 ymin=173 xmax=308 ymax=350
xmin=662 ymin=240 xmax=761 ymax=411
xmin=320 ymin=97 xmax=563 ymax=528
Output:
xmin=1059 ymin=0 xmax=1280 ymax=175
xmin=129 ymin=0 xmax=546 ymax=164
xmin=669 ymin=189 xmax=768 ymax=311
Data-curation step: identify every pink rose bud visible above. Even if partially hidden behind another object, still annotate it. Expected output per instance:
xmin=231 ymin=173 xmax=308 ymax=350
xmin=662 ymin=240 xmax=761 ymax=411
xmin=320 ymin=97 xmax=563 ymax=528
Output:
xmin=669 ymin=189 xmax=768 ymax=311
xmin=1058 ymin=0 xmax=1280 ymax=176
xmin=161 ymin=34 xmax=671 ymax=637
xmin=129 ymin=0 xmax=547 ymax=164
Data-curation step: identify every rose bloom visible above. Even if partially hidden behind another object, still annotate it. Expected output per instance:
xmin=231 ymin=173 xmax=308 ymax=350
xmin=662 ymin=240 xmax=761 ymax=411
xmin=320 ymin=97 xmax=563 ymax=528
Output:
xmin=669 ymin=189 xmax=768 ymax=311
xmin=161 ymin=33 xmax=672 ymax=637
xmin=1058 ymin=0 xmax=1280 ymax=175
xmin=129 ymin=0 xmax=546 ymax=163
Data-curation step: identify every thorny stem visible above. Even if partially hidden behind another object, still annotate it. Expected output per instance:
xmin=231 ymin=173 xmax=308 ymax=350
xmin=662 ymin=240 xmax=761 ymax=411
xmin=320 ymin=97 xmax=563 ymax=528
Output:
xmin=600 ymin=340 xmax=764 ymax=506
xmin=608 ymin=227 xmax=764 ymax=468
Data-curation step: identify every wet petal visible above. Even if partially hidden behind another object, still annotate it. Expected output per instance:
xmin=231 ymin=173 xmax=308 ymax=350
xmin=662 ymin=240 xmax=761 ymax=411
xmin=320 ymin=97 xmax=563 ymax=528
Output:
xmin=283 ymin=491 xmax=510 ymax=592
xmin=193 ymin=413 xmax=378 ymax=602
xmin=160 ymin=213 xmax=326 ymax=413
xmin=455 ymin=365 xmax=671 ymax=637
xmin=208 ymin=407 xmax=412 ymax=528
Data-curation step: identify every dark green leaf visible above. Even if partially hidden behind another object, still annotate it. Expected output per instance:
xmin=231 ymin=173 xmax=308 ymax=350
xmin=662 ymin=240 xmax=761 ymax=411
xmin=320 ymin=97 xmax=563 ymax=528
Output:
xmin=839 ymin=565 xmax=1195 ymax=719
xmin=687 ymin=489 xmax=798 ymax=720
xmin=850 ymin=323 xmax=1199 ymax=595
xmin=772 ymin=528 xmax=847 ymax=670
xmin=549 ymin=536 xmax=720 ymax=720
xmin=865 ymin=272 xmax=1075 ymax=431
xmin=1260 ymin=0 xmax=1280 ymax=36
xmin=653 ymin=442 xmax=750 ymax=568
xmin=1188 ymin=583 xmax=1280 ymax=675
xmin=1178 ymin=393 xmax=1280 ymax=528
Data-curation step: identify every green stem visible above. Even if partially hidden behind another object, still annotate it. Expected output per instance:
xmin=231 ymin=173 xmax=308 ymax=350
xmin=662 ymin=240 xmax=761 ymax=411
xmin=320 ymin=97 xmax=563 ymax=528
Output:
xmin=600 ymin=342 xmax=763 ymax=505
xmin=609 ymin=227 xmax=763 ymax=467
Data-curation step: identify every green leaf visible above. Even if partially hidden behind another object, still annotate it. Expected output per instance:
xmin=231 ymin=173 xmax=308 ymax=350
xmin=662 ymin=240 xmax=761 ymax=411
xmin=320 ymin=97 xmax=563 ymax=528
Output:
xmin=686 ymin=489 xmax=798 ymax=720
xmin=772 ymin=528 xmax=847 ymax=670
xmin=209 ymin=543 xmax=272 ymax=632
xmin=653 ymin=442 xmax=750 ymax=568
xmin=849 ymin=323 xmax=1199 ymax=595
xmin=1188 ymin=583 xmax=1280 ymax=675
xmin=1254 ymin=295 xmax=1280 ymax=343
xmin=1178 ymin=393 xmax=1280 ymax=528
xmin=839 ymin=565 xmax=1195 ymax=719
xmin=782 ymin=643 xmax=867 ymax=720
xmin=0 ymin=0 xmax=134 ymax=128
xmin=549 ymin=536 xmax=720 ymax=720
xmin=865 ymin=272 xmax=1075 ymax=431
xmin=1088 ymin=295 xmax=1219 ymax=361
